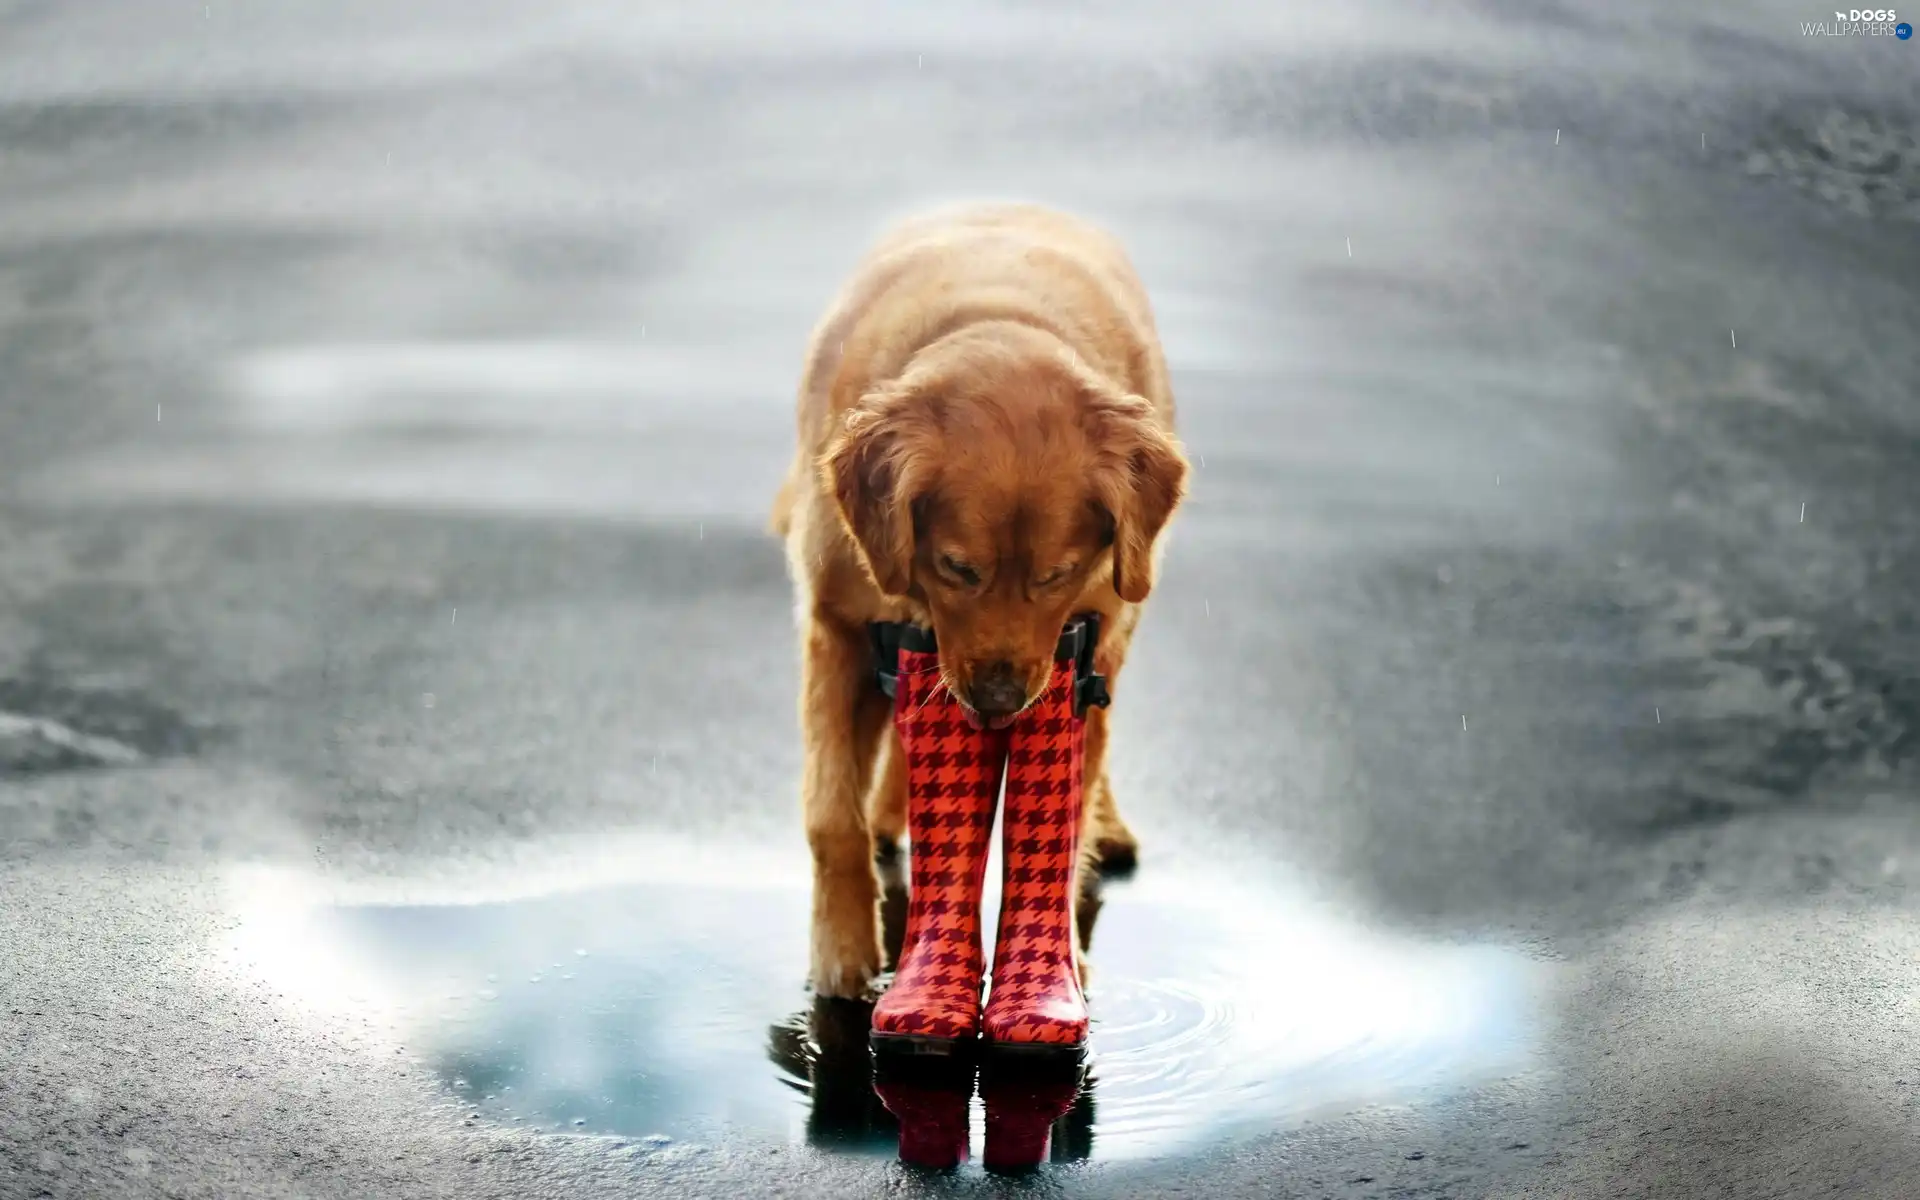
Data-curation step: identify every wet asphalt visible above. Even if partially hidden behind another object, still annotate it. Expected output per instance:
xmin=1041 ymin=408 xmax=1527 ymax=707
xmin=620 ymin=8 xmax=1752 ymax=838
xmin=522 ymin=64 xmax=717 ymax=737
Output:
xmin=4 ymin=1 xmax=1920 ymax=1196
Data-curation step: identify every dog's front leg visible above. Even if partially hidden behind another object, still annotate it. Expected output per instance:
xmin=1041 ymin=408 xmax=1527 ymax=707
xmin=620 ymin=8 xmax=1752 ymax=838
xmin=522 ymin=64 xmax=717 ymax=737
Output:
xmin=866 ymin=723 xmax=907 ymax=854
xmin=1082 ymin=708 xmax=1140 ymax=869
xmin=801 ymin=612 xmax=890 ymax=998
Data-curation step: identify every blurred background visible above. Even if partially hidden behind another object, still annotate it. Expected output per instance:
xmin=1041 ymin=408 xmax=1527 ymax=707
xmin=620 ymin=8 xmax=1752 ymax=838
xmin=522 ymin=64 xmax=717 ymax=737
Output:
xmin=2 ymin=1 xmax=1918 ymax=1197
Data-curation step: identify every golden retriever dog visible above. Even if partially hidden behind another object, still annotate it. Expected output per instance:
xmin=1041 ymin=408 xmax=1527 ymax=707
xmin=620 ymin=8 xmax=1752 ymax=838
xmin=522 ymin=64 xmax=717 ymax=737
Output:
xmin=771 ymin=202 xmax=1188 ymax=999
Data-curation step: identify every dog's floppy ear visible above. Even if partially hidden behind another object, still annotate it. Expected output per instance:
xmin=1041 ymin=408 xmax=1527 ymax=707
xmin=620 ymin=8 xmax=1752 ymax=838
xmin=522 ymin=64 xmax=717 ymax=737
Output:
xmin=819 ymin=387 xmax=931 ymax=597
xmin=1082 ymin=384 xmax=1188 ymax=605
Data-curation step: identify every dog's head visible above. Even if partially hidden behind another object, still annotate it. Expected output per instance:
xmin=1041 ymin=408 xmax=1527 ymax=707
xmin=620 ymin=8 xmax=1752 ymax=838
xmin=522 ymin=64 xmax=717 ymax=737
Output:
xmin=821 ymin=331 xmax=1187 ymax=727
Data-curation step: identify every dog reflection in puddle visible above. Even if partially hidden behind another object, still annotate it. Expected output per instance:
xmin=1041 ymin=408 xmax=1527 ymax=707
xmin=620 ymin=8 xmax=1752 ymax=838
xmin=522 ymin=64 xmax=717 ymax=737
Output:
xmin=767 ymin=852 xmax=1106 ymax=1171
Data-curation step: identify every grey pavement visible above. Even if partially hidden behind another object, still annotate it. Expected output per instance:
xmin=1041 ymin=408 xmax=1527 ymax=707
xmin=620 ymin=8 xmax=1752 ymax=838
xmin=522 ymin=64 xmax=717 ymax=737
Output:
xmin=4 ymin=1 xmax=1920 ymax=1197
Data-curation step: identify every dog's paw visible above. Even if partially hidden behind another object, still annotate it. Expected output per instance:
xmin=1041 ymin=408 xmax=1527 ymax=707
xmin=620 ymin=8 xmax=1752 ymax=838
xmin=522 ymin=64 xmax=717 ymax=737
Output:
xmin=1092 ymin=824 xmax=1139 ymax=876
xmin=811 ymin=954 xmax=881 ymax=1001
xmin=810 ymin=926 xmax=883 ymax=1000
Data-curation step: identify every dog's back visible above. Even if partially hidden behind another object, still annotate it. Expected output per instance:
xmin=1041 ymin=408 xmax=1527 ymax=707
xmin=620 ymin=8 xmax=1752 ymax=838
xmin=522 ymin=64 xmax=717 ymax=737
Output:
xmin=821 ymin=203 xmax=1170 ymax=410
xmin=772 ymin=204 xmax=1174 ymax=535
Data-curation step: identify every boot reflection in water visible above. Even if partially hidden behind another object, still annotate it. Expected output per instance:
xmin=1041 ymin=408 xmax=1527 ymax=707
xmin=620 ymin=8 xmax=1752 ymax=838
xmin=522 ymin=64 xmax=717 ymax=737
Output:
xmin=871 ymin=1059 xmax=975 ymax=1170
xmin=981 ymin=1066 xmax=1089 ymax=1173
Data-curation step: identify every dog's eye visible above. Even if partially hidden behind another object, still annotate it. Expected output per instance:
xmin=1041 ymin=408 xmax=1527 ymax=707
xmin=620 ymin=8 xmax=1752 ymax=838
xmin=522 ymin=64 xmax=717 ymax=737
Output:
xmin=1034 ymin=563 xmax=1076 ymax=589
xmin=939 ymin=556 xmax=981 ymax=586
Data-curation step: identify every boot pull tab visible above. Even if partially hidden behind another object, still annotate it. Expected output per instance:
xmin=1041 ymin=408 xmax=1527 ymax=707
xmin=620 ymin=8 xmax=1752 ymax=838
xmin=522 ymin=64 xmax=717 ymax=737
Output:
xmin=1066 ymin=613 xmax=1111 ymax=718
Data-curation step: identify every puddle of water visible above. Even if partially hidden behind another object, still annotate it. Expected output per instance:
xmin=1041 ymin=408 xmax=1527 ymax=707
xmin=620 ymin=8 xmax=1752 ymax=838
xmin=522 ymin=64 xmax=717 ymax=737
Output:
xmin=218 ymin=837 xmax=1539 ymax=1162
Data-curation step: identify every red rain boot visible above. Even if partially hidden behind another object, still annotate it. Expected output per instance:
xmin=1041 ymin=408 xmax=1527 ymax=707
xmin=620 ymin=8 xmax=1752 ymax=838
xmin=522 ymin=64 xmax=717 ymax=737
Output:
xmin=869 ymin=643 xmax=1009 ymax=1055
xmin=982 ymin=646 xmax=1090 ymax=1056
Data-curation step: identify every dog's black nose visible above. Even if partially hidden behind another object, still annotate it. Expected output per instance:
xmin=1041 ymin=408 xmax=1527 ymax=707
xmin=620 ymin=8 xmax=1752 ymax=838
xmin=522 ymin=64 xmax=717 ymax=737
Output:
xmin=968 ymin=661 xmax=1026 ymax=718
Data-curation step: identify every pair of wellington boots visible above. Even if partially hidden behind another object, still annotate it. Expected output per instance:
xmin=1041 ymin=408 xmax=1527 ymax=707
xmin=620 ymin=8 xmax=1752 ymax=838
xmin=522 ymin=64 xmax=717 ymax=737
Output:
xmin=868 ymin=644 xmax=1089 ymax=1060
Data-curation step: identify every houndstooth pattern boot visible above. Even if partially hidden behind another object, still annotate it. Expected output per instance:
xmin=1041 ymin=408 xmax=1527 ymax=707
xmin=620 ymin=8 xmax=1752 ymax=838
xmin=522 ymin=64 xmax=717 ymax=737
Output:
xmin=869 ymin=645 xmax=1008 ymax=1052
xmin=981 ymin=653 xmax=1089 ymax=1054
